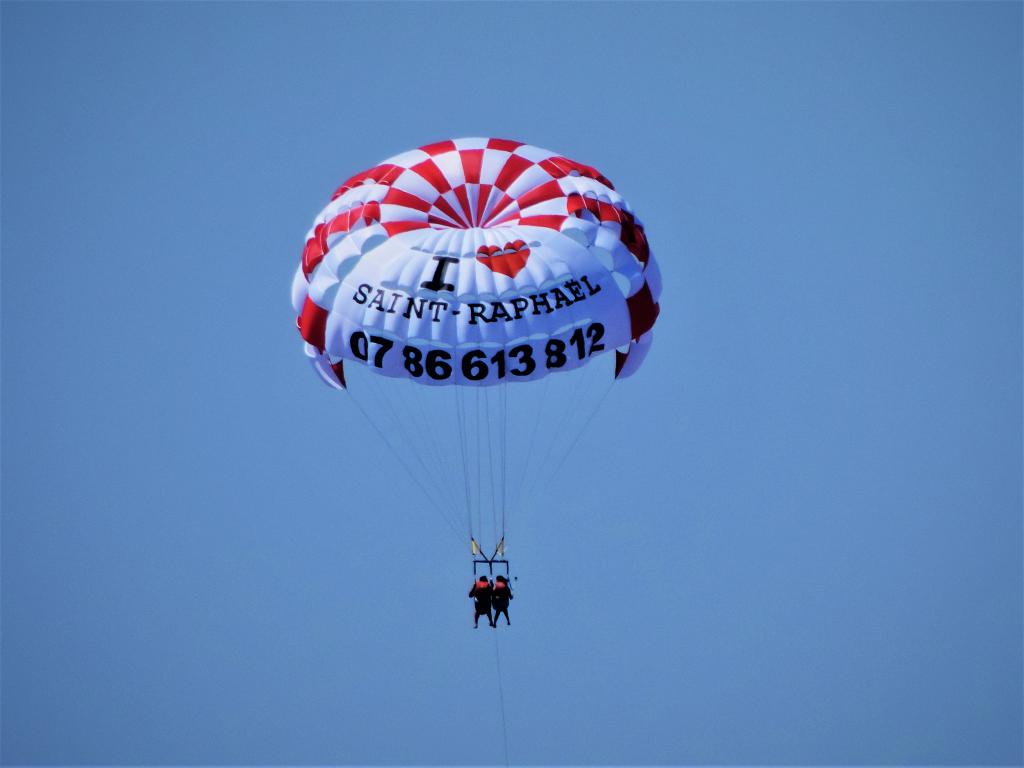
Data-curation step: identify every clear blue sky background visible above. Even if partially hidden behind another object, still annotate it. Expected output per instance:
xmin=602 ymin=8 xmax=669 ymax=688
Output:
xmin=2 ymin=2 xmax=1021 ymax=765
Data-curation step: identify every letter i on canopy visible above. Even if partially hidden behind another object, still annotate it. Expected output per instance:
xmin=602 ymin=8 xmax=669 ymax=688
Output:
xmin=421 ymin=256 xmax=458 ymax=293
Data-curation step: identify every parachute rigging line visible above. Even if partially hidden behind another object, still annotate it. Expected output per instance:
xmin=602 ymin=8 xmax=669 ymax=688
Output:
xmin=345 ymin=385 xmax=463 ymax=541
xmin=517 ymin=360 xmax=612 ymax=516
xmin=453 ymin=383 xmax=474 ymax=541
xmin=362 ymin=383 xmax=450 ymax=511
xmin=538 ymin=376 xmax=616 ymax=500
xmin=375 ymin=379 xmax=464 ymax=527
xmin=501 ymin=381 xmax=509 ymax=538
xmin=475 ymin=387 xmax=484 ymax=541
xmin=484 ymin=385 xmax=499 ymax=546
xmin=493 ymin=630 xmax=510 ymax=767
xmin=509 ymin=371 xmax=553 ymax=516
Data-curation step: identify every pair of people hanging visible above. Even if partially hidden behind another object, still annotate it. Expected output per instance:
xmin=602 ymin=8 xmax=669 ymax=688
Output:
xmin=468 ymin=575 xmax=513 ymax=628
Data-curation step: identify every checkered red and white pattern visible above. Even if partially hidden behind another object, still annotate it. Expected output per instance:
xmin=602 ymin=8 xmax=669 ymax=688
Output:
xmin=292 ymin=138 xmax=661 ymax=387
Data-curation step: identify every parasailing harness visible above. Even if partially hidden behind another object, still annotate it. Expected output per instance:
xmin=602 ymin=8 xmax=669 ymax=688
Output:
xmin=471 ymin=537 xmax=510 ymax=577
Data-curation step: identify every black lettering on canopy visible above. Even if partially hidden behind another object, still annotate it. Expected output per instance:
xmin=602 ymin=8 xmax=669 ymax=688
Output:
xmin=468 ymin=303 xmax=489 ymax=325
xmin=352 ymin=284 xmax=371 ymax=304
xmin=565 ymin=279 xmax=585 ymax=301
xmin=551 ymin=287 xmax=574 ymax=310
xmin=428 ymin=301 xmax=448 ymax=322
xmin=489 ymin=302 xmax=513 ymax=322
xmin=403 ymin=296 xmax=426 ymax=319
xmin=420 ymin=256 xmax=458 ymax=293
xmin=530 ymin=292 xmax=553 ymax=315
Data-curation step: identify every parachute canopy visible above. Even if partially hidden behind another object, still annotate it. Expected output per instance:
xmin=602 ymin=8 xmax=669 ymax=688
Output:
xmin=292 ymin=138 xmax=661 ymax=389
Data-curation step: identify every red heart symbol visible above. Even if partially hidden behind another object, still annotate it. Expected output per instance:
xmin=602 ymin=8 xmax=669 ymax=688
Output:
xmin=476 ymin=240 xmax=530 ymax=278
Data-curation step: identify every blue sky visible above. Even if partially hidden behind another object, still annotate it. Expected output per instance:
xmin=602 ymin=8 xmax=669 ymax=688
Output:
xmin=2 ymin=2 xmax=1021 ymax=765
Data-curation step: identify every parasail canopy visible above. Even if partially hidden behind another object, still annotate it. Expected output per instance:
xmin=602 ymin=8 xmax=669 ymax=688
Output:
xmin=292 ymin=138 xmax=661 ymax=390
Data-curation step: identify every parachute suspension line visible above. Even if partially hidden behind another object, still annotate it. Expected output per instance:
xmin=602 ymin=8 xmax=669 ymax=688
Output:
xmin=373 ymin=379 xmax=461 ymax=523
xmin=361 ymin=383 xmax=430 ymax=488
xmin=453 ymin=383 xmax=474 ymax=543
xmin=550 ymin=356 xmax=599 ymax=452
xmin=484 ymin=385 xmax=498 ymax=548
xmin=516 ymin=365 xmax=588 ymax=515
xmin=538 ymin=372 xmax=616 ymax=498
xmin=514 ymin=291 xmax=594 ymax=510
xmin=427 ymin=393 xmax=458 ymax=519
xmin=510 ymin=371 xmax=553 ymax=515
xmin=500 ymin=379 xmax=509 ymax=539
xmin=360 ymin=382 xmax=465 ymax=538
xmin=399 ymin=382 xmax=445 ymax=486
xmin=373 ymin=380 xmax=466 ymax=539
xmin=494 ymin=387 xmax=501 ymax=544
xmin=474 ymin=386 xmax=484 ymax=543
xmin=519 ymin=361 xmax=613 ymax=516
xmin=344 ymin=385 xmax=463 ymax=541
xmin=493 ymin=631 xmax=510 ymax=767
xmin=406 ymin=380 xmax=462 ymax=518
xmin=520 ymin=364 xmax=614 ymax=514
xmin=493 ymin=385 xmax=504 ymax=546
xmin=383 ymin=382 xmax=443 ymax=502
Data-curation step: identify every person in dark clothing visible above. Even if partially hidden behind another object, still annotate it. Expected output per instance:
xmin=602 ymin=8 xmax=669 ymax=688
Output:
xmin=469 ymin=576 xmax=494 ymax=628
xmin=491 ymin=575 xmax=513 ymax=626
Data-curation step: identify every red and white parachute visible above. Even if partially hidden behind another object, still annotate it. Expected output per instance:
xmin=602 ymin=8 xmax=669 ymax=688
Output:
xmin=291 ymin=139 xmax=661 ymax=551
